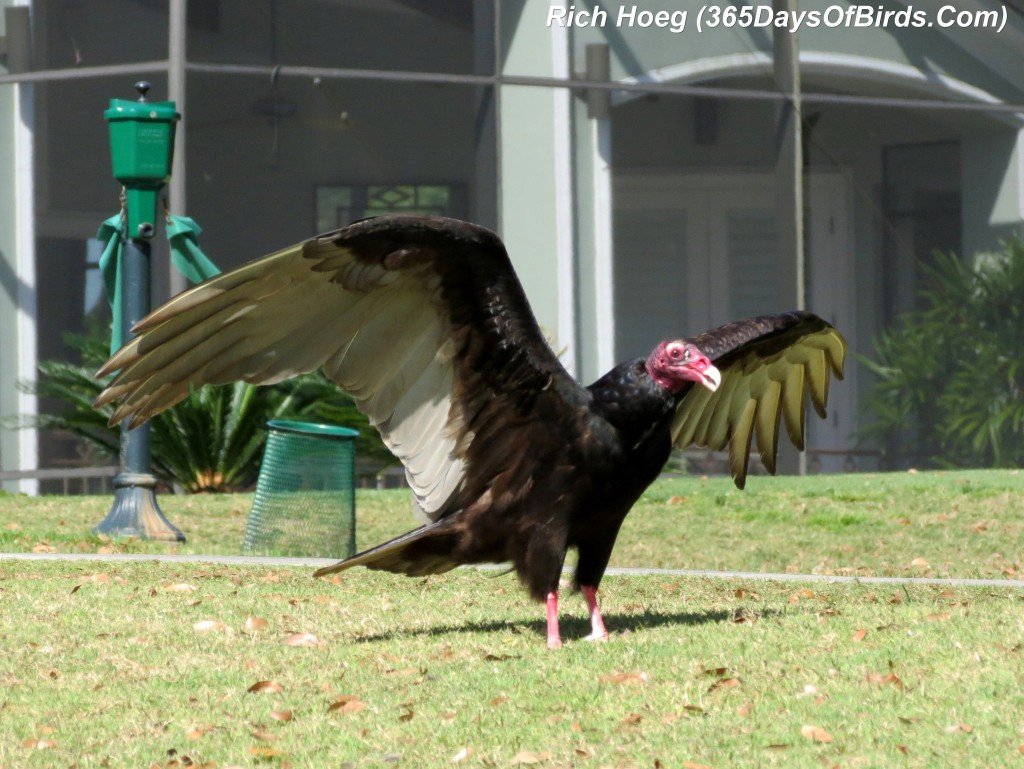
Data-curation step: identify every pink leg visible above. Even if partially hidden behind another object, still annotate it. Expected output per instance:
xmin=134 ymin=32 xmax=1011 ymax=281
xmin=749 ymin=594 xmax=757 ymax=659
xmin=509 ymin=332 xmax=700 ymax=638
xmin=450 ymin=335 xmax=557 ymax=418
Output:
xmin=545 ymin=591 xmax=562 ymax=649
xmin=581 ymin=585 xmax=608 ymax=642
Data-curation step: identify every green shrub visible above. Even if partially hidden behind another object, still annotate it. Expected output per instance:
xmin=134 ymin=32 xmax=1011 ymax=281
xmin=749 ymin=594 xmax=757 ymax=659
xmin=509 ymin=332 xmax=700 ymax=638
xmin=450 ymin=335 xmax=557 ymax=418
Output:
xmin=16 ymin=331 xmax=395 ymax=493
xmin=859 ymin=240 xmax=1024 ymax=468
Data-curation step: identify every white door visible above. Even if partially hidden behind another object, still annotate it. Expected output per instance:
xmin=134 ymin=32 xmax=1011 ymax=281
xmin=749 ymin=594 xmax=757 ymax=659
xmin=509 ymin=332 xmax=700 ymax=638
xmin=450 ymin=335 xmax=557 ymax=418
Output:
xmin=614 ymin=171 xmax=856 ymax=470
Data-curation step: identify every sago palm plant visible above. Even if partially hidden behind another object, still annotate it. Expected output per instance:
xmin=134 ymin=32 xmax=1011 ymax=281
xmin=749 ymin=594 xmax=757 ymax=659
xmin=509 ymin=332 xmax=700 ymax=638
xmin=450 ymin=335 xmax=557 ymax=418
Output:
xmin=18 ymin=331 xmax=394 ymax=492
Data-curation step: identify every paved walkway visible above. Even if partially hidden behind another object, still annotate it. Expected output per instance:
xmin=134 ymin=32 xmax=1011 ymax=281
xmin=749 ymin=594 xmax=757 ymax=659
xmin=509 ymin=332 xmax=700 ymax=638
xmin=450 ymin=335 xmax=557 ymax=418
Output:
xmin=2 ymin=552 xmax=1023 ymax=589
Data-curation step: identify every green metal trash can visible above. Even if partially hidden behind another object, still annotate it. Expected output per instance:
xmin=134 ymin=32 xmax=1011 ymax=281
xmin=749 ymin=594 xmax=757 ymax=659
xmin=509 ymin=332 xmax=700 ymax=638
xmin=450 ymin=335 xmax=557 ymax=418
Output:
xmin=244 ymin=420 xmax=358 ymax=558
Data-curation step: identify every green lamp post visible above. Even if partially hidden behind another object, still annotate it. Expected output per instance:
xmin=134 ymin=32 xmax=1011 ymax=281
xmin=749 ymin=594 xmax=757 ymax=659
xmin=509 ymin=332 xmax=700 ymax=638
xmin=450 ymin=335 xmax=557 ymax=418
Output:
xmin=94 ymin=81 xmax=185 ymax=542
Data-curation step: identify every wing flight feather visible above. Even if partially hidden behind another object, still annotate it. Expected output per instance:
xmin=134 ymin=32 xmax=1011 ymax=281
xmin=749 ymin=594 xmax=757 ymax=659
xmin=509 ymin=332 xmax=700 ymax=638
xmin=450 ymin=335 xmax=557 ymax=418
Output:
xmin=95 ymin=215 xmax=578 ymax=521
xmin=671 ymin=311 xmax=847 ymax=489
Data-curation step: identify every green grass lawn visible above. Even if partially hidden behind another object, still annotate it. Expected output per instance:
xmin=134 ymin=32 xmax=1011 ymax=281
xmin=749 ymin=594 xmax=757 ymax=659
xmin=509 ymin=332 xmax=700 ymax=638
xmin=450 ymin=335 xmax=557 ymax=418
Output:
xmin=2 ymin=469 xmax=1021 ymax=579
xmin=1 ymin=562 xmax=1022 ymax=768
xmin=0 ymin=469 xmax=1022 ymax=767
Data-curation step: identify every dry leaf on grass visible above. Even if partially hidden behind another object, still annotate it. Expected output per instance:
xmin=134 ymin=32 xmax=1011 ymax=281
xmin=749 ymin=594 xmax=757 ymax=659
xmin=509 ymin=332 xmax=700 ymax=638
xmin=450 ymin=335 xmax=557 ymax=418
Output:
xmin=509 ymin=750 xmax=550 ymax=765
xmin=22 ymin=739 xmax=58 ymax=750
xmin=164 ymin=583 xmax=197 ymax=592
xmin=800 ymin=724 xmax=832 ymax=743
xmin=451 ymin=747 xmax=471 ymax=763
xmin=193 ymin=620 xmax=228 ymax=633
xmin=247 ymin=680 xmax=284 ymax=694
xmin=282 ymin=632 xmax=320 ymax=647
xmin=866 ymin=672 xmax=903 ymax=689
xmin=945 ymin=723 xmax=973 ymax=734
xmin=700 ymin=666 xmax=729 ymax=677
xmin=852 ymin=628 xmax=868 ymax=642
xmin=71 ymin=573 xmax=112 ymax=594
xmin=269 ymin=710 xmax=293 ymax=722
xmin=707 ymin=677 xmax=741 ymax=694
xmin=328 ymin=695 xmax=367 ymax=715
xmin=599 ymin=671 xmax=649 ymax=685
xmin=244 ymin=616 xmax=269 ymax=632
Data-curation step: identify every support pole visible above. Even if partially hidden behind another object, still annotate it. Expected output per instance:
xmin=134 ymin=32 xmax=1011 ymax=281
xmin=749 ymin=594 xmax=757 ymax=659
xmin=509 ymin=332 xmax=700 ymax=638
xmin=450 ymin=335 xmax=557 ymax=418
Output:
xmin=773 ymin=0 xmax=806 ymax=476
xmin=95 ymin=236 xmax=185 ymax=541
xmin=95 ymin=81 xmax=185 ymax=541
xmin=168 ymin=0 xmax=188 ymax=297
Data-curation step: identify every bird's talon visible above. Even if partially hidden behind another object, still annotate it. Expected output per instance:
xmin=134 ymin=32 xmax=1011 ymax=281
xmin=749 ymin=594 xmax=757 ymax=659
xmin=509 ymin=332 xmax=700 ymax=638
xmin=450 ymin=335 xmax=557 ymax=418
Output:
xmin=584 ymin=632 xmax=608 ymax=643
xmin=547 ymin=637 xmax=563 ymax=649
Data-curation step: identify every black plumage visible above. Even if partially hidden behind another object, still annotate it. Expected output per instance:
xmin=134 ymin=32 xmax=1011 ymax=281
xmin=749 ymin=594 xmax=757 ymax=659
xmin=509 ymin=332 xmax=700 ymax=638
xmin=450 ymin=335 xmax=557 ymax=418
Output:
xmin=95 ymin=214 xmax=846 ymax=647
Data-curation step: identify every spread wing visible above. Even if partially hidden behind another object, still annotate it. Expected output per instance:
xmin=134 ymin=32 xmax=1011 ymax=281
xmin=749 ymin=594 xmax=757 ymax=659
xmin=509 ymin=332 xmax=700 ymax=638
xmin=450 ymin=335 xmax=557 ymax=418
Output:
xmin=95 ymin=214 xmax=581 ymax=521
xmin=671 ymin=311 xmax=847 ymax=488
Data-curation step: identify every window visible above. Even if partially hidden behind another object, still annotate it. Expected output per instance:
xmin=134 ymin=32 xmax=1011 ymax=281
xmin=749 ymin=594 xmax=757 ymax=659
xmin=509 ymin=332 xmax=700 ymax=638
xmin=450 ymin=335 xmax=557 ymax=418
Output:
xmin=315 ymin=184 xmax=467 ymax=231
xmin=882 ymin=141 xmax=962 ymax=322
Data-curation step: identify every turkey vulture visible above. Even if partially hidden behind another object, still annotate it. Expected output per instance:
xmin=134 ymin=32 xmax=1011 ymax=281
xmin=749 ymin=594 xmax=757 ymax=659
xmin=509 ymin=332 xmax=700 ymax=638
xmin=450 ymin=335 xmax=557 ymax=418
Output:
xmin=95 ymin=214 xmax=846 ymax=648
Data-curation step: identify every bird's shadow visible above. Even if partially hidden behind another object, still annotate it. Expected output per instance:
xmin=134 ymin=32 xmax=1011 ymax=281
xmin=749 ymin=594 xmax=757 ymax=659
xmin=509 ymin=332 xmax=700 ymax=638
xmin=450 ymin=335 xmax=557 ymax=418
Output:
xmin=351 ymin=607 xmax=779 ymax=645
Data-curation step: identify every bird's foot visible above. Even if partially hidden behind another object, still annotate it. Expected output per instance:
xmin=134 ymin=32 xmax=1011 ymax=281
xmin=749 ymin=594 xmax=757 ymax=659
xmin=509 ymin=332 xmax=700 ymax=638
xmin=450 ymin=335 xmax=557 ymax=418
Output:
xmin=580 ymin=584 xmax=608 ymax=643
xmin=545 ymin=591 xmax=562 ymax=649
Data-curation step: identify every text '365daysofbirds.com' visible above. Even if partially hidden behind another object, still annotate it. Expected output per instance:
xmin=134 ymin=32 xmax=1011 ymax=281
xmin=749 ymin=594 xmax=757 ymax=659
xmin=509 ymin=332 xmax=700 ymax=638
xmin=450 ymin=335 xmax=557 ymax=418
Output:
xmin=545 ymin=4 xmax=1009 ymax=34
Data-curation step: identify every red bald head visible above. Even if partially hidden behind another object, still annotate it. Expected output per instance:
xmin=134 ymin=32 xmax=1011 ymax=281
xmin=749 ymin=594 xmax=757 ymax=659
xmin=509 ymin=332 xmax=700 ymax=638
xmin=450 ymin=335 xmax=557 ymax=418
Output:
xmin=645 ymin=341 xmax=722 ymax=395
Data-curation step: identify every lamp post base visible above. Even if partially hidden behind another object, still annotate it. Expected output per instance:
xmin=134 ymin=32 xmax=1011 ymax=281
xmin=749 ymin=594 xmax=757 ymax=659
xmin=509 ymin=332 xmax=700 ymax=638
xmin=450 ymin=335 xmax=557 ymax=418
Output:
xmin=94 ymin=473 xmax=186 ymax=542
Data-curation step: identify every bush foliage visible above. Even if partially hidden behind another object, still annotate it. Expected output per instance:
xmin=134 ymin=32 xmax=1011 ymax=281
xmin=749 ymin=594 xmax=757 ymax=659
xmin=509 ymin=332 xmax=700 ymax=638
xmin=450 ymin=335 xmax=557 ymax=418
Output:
xmin=19 ymin=331 xmax=396 ymax=493
xmin=859 ymin=240 xmax=1024 ymax=468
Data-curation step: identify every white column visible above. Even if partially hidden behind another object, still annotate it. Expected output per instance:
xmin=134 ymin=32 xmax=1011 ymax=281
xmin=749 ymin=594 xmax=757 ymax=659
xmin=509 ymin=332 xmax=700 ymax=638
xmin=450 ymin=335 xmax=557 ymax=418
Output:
xmin=167 ymin=0 xmax=188 ymax=297
xmin=15 ymin=78 xmax=38 ymax=495
xmin=551 ymin=22 xmax=576 ymax=376
xmin=591 ymin=116 xmax=614 ymax=376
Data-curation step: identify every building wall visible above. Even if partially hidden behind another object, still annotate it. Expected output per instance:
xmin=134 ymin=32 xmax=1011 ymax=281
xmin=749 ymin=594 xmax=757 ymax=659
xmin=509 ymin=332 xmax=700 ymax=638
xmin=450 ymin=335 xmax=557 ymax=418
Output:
xmin=498 ymin=0 xmax=570 ymax=367
xmin=0 ymin=0 xmax=37 ymax=492
xmin=962 ymin=128 xmax=1023 ymax=257
xmin=559 ymin=0 xmax=1024 ymax=105
xmin=2 ymin=0 xmax=1024 ymax=483
xmin=0 ymin=59 xmax=19 ymax=487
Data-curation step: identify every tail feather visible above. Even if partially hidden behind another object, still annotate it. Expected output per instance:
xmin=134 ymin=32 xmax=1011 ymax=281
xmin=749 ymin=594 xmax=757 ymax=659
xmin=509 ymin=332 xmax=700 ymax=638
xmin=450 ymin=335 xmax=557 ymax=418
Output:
xmin=313 ymin=518 xmax=461 ymax=578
